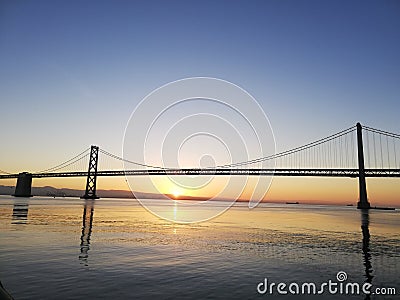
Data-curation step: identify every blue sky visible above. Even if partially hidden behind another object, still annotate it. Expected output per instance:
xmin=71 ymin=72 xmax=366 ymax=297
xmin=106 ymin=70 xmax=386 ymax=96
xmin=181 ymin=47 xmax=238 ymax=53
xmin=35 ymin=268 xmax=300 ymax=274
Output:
xmin=1 ymin=0 xmax=399 ymax=174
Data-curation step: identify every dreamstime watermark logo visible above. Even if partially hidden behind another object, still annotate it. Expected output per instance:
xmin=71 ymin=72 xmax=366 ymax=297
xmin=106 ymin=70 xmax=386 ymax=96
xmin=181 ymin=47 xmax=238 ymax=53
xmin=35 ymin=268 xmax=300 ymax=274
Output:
xmin=257 ymin=271 xmax=397 ymax=296
xmin=123 ymin=77 xmax=276 ymax=223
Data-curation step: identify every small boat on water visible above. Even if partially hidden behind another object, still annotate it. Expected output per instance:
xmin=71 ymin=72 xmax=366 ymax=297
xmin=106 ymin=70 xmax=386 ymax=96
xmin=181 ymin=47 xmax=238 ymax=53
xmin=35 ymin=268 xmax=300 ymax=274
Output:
xmin=286 ymin=201 xmax=299 ymax=204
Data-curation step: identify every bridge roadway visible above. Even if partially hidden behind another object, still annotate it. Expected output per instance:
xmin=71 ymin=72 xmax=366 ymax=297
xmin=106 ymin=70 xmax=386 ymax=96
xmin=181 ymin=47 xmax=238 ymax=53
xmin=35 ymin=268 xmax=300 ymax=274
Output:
xmin=1 ymin=168 xmax=400 ymax=179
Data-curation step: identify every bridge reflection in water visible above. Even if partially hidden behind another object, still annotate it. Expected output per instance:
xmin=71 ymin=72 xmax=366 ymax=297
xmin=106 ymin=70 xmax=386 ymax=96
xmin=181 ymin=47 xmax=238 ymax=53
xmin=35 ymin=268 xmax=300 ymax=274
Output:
xmin=12 ymin=199 xmax=29 ymax=225
xmin=361 ymin=209 xmax=373 ymax=300
xmin=79 ymin=200 xmax=95 ymax=266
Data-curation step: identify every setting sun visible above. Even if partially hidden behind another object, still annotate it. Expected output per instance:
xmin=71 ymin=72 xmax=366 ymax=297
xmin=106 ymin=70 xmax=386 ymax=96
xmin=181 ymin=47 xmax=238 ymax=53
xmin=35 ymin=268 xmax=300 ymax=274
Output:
xmin=172 ymin=189 xmax=182 ymax=199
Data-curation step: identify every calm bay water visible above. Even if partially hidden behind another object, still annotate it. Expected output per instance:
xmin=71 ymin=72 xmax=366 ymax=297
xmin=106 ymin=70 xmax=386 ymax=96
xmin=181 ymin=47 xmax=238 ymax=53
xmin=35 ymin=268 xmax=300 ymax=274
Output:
xmin=0 ymin=195 xmax=398 ymax=299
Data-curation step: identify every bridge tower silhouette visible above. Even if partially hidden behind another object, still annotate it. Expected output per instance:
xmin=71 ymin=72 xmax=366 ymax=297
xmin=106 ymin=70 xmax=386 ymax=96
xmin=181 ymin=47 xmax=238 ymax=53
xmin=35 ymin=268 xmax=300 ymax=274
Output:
xmin=81 ymin=146 xmax=99 ymax=199
xmin=356 ymin=123 xmax=370 ymax=209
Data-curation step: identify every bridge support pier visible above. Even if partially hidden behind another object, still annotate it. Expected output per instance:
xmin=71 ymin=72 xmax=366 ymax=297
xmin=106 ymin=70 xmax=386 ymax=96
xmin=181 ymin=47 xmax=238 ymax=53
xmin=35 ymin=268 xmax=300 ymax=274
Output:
xmin=356 ymin=123 xmax=370 ymax=209
xmin=81 ymin=146 xmax=99 ymax=199
xmin=13 ymin=172 xmax=32 ymax=197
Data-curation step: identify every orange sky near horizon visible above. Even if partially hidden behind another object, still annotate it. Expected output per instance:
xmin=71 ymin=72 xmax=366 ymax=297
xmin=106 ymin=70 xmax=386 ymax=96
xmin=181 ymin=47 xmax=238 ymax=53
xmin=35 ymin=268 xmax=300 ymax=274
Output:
xmin=0 ymin=175 xmax=398 ymax=208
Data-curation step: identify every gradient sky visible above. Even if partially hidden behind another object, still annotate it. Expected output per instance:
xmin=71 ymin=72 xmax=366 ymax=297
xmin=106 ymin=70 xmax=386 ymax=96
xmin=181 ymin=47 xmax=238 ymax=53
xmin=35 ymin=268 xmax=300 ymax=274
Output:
xmin=1 ymin=0 xmax=399 ymax=205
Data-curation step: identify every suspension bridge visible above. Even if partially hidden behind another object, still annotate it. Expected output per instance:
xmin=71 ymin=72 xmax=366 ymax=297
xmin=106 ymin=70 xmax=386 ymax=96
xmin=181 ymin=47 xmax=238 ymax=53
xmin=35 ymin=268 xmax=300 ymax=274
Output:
xmin=1 ymin=123 xmax=399 ymax=209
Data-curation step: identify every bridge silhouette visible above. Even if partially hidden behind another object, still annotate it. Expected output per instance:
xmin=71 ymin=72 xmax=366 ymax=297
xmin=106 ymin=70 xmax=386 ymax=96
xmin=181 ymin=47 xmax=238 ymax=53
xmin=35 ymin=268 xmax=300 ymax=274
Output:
xmin=1 ymin=123 xmax=399 ymax=209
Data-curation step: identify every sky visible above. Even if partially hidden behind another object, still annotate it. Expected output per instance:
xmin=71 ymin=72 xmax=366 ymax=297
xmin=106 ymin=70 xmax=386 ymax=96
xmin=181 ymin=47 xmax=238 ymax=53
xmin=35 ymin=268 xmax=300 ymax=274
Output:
xmin=0 ymin=0 xmax=399 ymax=206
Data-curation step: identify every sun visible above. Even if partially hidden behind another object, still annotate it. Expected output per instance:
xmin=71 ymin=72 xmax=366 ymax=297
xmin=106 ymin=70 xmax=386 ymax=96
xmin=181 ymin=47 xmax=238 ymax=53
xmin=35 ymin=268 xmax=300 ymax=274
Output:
xmin=172 ymin=189 xmax=182 ymax=199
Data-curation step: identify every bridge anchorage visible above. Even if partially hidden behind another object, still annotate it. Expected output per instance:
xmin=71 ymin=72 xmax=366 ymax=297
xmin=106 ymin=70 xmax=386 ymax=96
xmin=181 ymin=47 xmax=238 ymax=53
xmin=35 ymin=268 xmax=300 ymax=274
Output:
xmin=13 ymin=172 xmax=32 ymax=197
xmin=2 ymin=122 xmax=399 ymax=208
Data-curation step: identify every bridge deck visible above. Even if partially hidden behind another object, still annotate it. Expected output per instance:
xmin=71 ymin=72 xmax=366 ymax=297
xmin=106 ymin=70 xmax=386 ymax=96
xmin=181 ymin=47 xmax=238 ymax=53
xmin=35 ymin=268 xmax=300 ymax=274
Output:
xmin=1 ymin=168 xmax=400 ymax=179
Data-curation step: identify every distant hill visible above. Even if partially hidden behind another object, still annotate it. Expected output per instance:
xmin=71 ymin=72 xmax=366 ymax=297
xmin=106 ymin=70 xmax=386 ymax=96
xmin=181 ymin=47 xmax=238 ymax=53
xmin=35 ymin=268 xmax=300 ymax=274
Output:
xmin=0 ymin=184 xmax=135 ymax=198
xmin=0 ymin=185 xmax=212 ymax=201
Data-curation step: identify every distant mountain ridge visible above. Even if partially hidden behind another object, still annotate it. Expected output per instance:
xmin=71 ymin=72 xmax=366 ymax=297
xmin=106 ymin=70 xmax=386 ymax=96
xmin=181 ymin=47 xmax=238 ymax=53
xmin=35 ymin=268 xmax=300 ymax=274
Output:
xmin=0 ymin=185 xmax=212 ymax=201
xmin=0 ymin=184 xmax=135 ymax=198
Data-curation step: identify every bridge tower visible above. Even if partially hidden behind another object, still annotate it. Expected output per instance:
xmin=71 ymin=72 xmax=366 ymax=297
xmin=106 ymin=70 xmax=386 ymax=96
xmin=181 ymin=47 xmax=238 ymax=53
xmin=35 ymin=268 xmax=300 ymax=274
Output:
xmin=82 ymin=145 xmax=99 ymax=199
xmin=356 ymin=123 xmax=370 ymax=209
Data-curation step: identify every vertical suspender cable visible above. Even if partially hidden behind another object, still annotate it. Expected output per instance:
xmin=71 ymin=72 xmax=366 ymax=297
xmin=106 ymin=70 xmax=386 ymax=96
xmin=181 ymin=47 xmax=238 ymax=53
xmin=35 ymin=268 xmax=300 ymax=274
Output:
xmin=373 ymin=133 xmax=377 ymax=169
xmin=386 ymin=135 xmax=390 ymax=169
xmin=393 ymin=137 xmax=398 ymax=169
xmin=379 ymin=134 xmax=384 ymax=168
